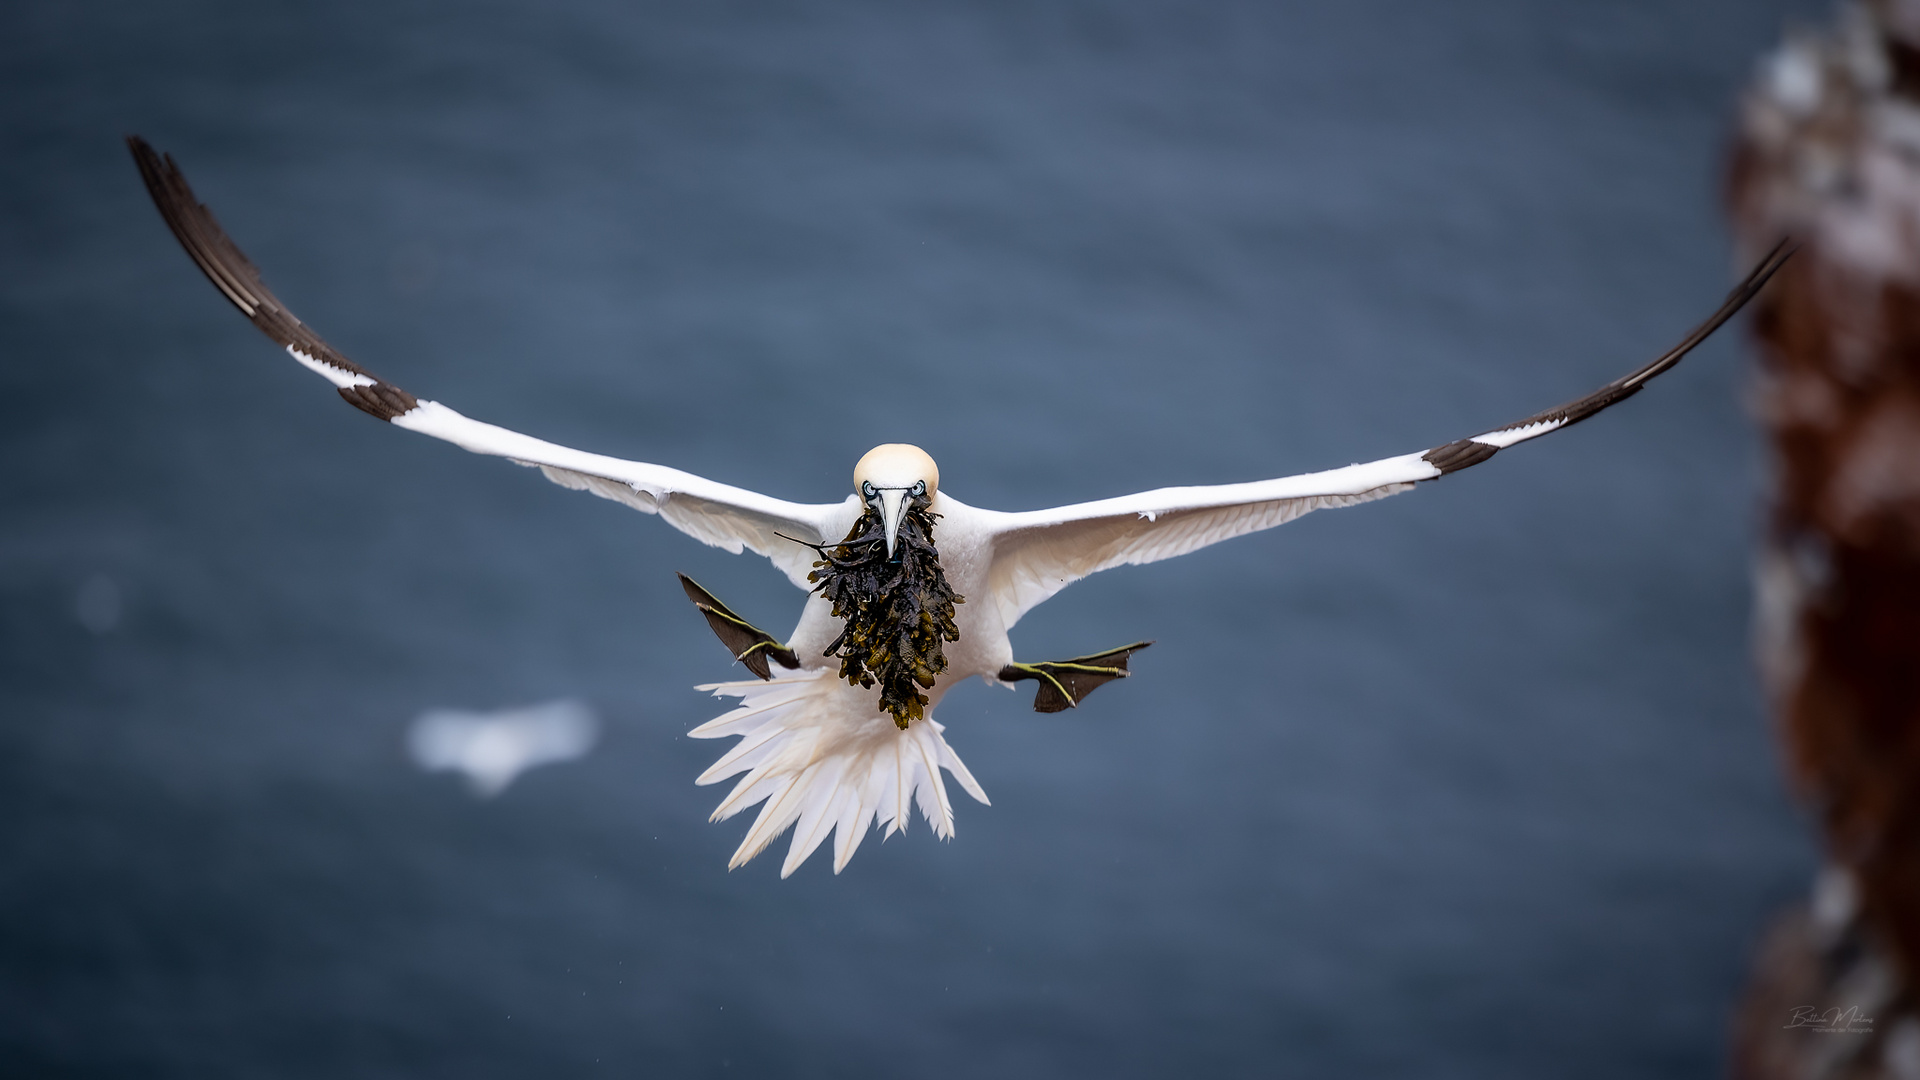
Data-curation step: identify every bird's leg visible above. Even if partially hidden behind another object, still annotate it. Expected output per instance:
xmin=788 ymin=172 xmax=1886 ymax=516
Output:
xmin=998 ymin=641 xmax=1154 ymax=713
xmin=677 ymin=573 xmax=801 ymax=681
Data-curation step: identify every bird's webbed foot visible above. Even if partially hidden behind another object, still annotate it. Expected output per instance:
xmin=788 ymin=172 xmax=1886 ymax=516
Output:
xmin=998 ymin=641 xmax=1153 ymax=713
xmin=678 ymin=573 xmax=801 ymax=681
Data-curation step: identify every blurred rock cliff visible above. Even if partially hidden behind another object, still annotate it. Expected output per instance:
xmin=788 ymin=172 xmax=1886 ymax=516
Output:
xmin=1730 ymin=2 xmax=1920 ymax=1075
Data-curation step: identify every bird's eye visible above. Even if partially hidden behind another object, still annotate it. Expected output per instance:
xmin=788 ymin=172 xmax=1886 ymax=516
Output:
xmin=911 ymin=480 xmax=926 ymax=497
xmin=861 ymin=481 xmax=876 ymax=499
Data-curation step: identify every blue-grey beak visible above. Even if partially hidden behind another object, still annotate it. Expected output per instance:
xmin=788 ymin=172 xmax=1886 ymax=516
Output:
xmin=876 ymin=487 xmax=908 ymax=559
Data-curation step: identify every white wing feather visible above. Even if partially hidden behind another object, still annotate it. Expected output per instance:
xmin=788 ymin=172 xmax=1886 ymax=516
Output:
xmin=975 ymin=239 xmax=1802 ymax=628
xmin=981 ymin=452 xmax=1435 ymax=629
xmin=392 ymin=401 xmax=853 ymax=588
xmin=691 ymin=670 xmax=990 ymax=877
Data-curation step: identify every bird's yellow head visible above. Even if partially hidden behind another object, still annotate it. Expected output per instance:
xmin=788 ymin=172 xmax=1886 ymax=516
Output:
xmin=853 ymin=444 xmax=939 ymax=558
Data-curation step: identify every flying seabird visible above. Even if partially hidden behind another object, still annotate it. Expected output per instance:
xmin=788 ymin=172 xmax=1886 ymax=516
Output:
xmin=128 ymin=137 xmax=1792 ymax=877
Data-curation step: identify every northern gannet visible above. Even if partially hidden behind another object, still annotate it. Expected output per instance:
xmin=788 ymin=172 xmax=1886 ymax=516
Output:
xmin=129 ymin=137 xmax=1792 ymax=877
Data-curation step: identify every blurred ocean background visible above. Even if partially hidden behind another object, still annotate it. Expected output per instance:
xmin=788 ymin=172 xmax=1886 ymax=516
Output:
xmin=1 ymin=1 xmax=1827 ymax=1075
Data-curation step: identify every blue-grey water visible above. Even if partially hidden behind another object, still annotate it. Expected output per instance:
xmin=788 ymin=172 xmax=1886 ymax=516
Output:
xmin=2 ymin=2 xmax=1825 ymax=1075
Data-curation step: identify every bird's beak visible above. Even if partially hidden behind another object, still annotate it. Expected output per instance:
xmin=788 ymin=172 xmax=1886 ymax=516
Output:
xmin=877 ymin=487 xmax=909 ymax=559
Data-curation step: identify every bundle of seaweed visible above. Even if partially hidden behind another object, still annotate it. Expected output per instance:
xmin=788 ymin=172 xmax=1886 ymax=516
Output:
xmin=804 ymin=501 xmax=963 ymax=729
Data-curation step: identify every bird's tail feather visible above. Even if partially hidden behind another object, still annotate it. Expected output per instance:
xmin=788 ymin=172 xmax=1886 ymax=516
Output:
xmin=690 ymin=670 xmax=988 ymax=877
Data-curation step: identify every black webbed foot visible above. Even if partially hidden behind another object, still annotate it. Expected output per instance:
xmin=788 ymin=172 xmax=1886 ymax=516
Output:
xmin=678 ymin=573 xmax=801 ymax=680
xmin=998 ymin=641 xmax=1153 ymax=713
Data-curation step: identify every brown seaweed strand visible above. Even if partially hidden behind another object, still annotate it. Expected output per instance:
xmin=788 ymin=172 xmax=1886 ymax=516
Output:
xmin=807 ymin=501 xmax=963 ymax=729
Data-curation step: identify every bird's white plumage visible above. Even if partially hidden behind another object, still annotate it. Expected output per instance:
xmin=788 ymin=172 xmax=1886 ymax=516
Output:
xmin=690 ymin=670 xmax=989 ymax=876
xmin=386 ymin=398 xmax=857 ymax=588
xmin=976 ymin=453 xmax=1435 ymax=629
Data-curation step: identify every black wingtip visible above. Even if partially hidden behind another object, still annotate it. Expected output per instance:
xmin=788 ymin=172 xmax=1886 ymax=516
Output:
xmin=1423 ymin=438 xmax=1501 ymax=475
xmin=127 ymin=137 xmax=421 ymax=423
xmin=1418 ymin=240 xmax=1797 ymax=479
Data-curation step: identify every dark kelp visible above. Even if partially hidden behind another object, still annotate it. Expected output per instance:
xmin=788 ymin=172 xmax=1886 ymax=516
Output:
xmin=803 ymin=501 xmax=962 ymax=729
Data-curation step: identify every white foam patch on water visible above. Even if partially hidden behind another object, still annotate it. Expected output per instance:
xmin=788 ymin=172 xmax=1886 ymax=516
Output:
xmin=408 ymin=699 xmax=600 ymax=797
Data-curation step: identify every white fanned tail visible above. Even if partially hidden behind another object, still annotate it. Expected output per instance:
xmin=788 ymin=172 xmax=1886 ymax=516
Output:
xmin=689 ymin=670 xmax=990 ymax=877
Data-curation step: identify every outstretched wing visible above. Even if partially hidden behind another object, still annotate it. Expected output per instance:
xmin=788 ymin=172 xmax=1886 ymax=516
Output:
xmin=129 ymin=137 xmax=853 ymax=588
xmin=981 ymin=242 xmax=1794 ymax=629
